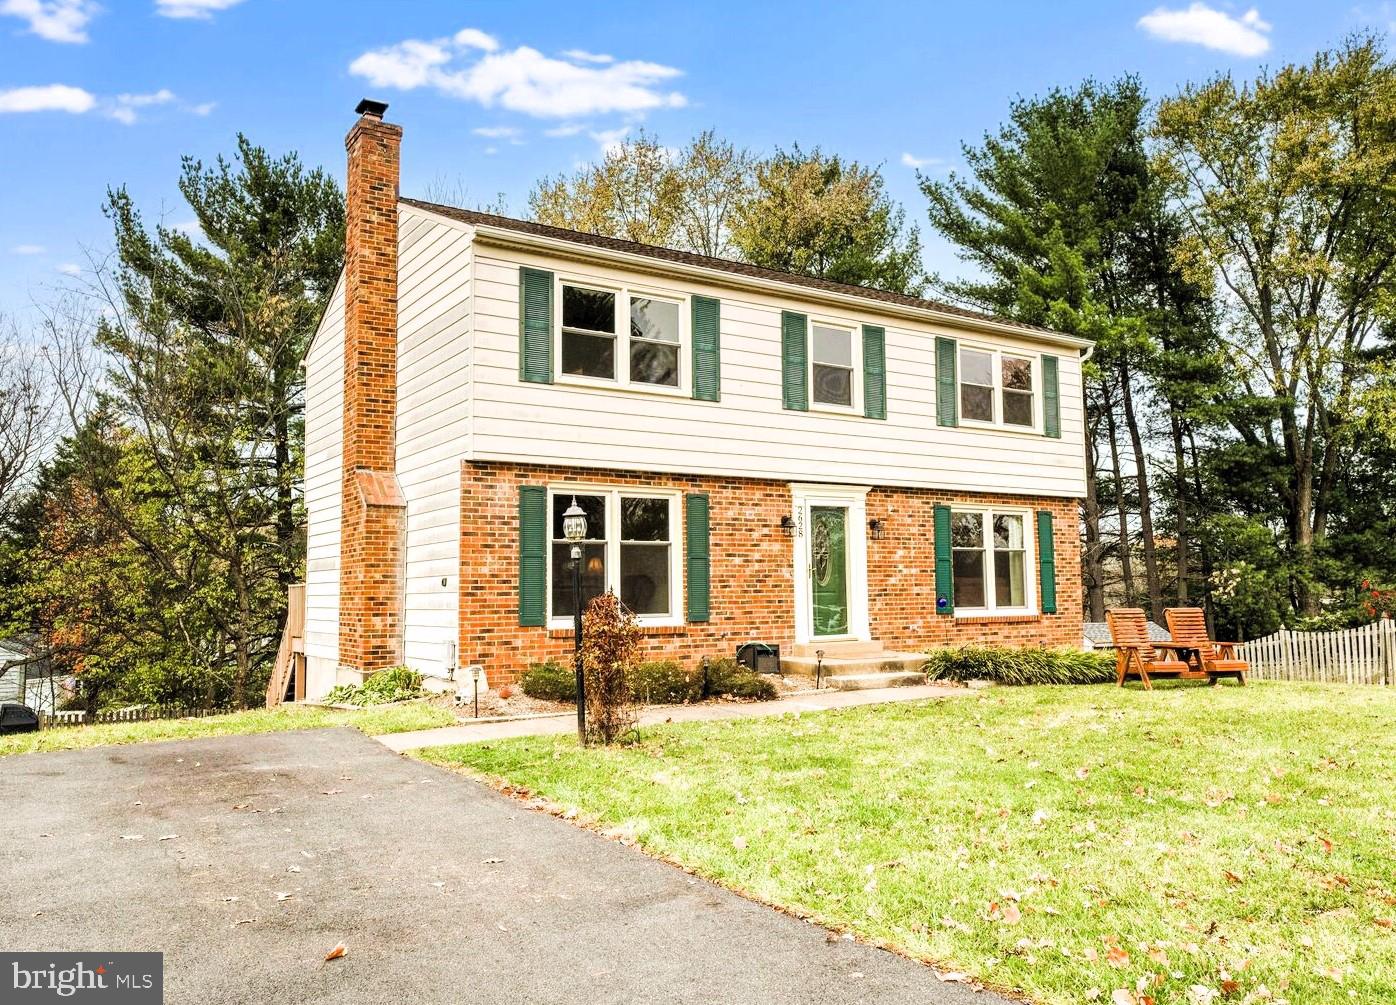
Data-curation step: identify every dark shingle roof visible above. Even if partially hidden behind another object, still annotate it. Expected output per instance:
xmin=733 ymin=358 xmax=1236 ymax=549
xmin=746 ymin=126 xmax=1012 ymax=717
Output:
xmin=400 ymin=197 xmax=1075 ymax=342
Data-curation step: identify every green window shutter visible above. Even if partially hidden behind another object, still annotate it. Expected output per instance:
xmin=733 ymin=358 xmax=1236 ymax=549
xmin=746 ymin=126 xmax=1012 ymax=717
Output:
xmin=691 ymin=295 xmax=721 ymax=401
xmin=685 ymin=493 xmax=711 ymax=622
xmin=862 ymin=324 xmax=886 ymax=419
xmin=781 ymin=311 xmax=808 ymax=411
xmin=1037 ymin=510 xmax=1058 ymax=614
xmin=933 ymin=503 xmax=954 ymax=616
xmin=518 ymin=267 xmax=553 ymax=384
xmin=518 ymin=486 xmax=547 ymax=626
xmin=1042 ymin=354 xmax=1061 ymax=438
xmin=935 ymin=336 xmax=958 ymax=427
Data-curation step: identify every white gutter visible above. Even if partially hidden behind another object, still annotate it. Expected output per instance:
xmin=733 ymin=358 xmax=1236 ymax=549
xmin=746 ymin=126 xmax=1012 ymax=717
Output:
xmin=407 ymin=203 xmax=1095 ymax=353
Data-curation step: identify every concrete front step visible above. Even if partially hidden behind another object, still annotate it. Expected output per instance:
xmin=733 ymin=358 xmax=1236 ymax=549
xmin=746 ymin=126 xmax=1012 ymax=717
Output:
xmin=781 ymin=650 xmax=927 ymax=678
xmin=788 ymin=640 xmax=886 ymax=658
xmin=826 ymin=671 xmax=928 ymax=691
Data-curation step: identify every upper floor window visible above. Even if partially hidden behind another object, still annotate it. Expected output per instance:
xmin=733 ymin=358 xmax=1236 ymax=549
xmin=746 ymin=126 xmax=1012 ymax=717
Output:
xmin=812 ymin=323 xmax=856 ymax=408
xmin=559 ymin=281 xmax=684 ymax=391
xmin=951 ymin=508 xmax=1032 ymax=613
xmin=959 ymin=346 xmax=1037 ymax=429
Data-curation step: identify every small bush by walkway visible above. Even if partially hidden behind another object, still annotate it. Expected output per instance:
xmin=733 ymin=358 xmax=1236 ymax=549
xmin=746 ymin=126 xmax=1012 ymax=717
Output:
xmin=423 ymin=683 xmax=1396 ymax=1005
xmin=0 ymin=701 xmax=454 ymax=757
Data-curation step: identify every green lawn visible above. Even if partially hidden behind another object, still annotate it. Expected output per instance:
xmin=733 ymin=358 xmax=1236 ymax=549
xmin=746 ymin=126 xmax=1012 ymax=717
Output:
xmin=422 ymin=683 xmax=1396 ymax=1005
xmin=0 ymin=701 xmax=454 ymax=757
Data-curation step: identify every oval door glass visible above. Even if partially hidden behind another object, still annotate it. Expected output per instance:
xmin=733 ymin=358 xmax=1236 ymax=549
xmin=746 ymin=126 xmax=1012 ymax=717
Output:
xmin=810 ymin=506 xmax=848 ymax=636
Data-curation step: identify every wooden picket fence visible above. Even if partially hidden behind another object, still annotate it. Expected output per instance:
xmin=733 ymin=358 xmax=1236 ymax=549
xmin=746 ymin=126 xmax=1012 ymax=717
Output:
xmin=40 ymin=704 xmax=236 ymax=729
xmin=1235 ymin=616 xmax=1396 ymax=685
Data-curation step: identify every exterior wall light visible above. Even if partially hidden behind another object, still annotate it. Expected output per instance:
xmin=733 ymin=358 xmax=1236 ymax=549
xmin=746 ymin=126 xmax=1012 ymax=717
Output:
xmin=868 ymin=518 xmax=885 ymax=540
xmin=780 ymin=515 xmax=796 ymax=537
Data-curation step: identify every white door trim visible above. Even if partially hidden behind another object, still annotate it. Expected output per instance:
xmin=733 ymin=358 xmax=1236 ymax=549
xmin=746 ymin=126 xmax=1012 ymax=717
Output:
xmin=790 ymin=483 xmax=871 ymax=645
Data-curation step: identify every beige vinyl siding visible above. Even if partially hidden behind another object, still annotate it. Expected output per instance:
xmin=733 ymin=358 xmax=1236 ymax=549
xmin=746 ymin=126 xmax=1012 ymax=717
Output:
xmin=395 ymin=206 xmax=471 ymax=675
xmin=303 ymin=274 xmax=344 ymax=680
xmin=466 ymin=248 xmax=1088 ymax=499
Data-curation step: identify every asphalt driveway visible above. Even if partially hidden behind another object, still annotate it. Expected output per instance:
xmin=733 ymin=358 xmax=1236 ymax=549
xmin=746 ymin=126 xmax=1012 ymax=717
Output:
xmin=0 ymin=728 xmax=997 ymax=1004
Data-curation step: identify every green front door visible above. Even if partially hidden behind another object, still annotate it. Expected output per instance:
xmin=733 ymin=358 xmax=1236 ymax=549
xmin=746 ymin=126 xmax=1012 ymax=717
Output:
xmin=810 ymin=506 xmax=849 ymax=636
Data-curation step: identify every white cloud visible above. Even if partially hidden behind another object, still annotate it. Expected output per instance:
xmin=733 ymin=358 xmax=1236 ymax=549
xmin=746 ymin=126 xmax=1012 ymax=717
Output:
xmin=452 ymin=27 xmax=498 ymax=51
xmin=1137 ymin=3 xmax=1272 ymax=57
xmin=0 ymin=83 xmax=95 ymax=114
xmin=11 ymin=244 xmax=45 ymax=255
xmin=107 ymin=88 xmax=176 ymax=124
xmin=56 ymin=262 xmax=81 ymax=276
xmin=561 ymin=49 xmax=614 ymax=64
xmin=544 ymin=123 xmax=585 ymax=137
xmin=900 ymin=152 xmax=948 ymax=170
xmin=154 ymin=0 xmax=244 ymax=19
xmin=350 ymin=28 xmax=686 ymax=118
xmin=590 ymin=126 xmax=630 ymax=156
xmin=190 ymin=100 xmax=216 ymax=116
xmin=472 ymin=125 xmax=520 ymax=138
xmin=0 ymin=0 xmax=97 ymax=44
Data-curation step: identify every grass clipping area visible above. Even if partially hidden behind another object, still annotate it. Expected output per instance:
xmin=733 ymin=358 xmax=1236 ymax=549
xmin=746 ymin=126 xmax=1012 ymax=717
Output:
xmin=421 ymin=683 xmax=1396 ymax=1005
xmin=0 ymin=701 xmax=454 ymax=757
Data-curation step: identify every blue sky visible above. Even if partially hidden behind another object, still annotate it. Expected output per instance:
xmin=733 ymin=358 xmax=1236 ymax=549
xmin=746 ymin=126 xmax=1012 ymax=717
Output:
xmin=0 ymin=0 xmax=1391 ymax=322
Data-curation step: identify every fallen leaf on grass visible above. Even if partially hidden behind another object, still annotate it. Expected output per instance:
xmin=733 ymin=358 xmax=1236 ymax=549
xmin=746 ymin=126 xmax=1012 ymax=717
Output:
xmin=936 ymin=971 xmax=971 ymax=983
xmin=1374 ymin=918 xmax=1393 ymax=929
xmin=1112 ymin=990 xmax=1137 ymax=1005
xmin=1219 ymin=979 xmax=1240 ymax=994
xmin=1107 ymin=946 xmax=1131 ymax=968
xmin=1223 ymin=870 xmax=1243 ymax=884
xmin=324 ymin=943 xmax=347 ymax=962
xmin=732 ymin=835 xmax=747 ymax=850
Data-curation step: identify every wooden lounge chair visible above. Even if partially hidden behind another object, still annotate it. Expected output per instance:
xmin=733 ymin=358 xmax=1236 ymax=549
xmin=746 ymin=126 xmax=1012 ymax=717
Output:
xmin=1164 ymin=607 xmax=1248 ymax=685
xmin=1104 ymin=608 xmax=1200 ymax=689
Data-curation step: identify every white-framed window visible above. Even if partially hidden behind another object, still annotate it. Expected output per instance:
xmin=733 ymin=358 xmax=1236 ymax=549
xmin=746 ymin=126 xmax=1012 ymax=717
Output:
xmin=557 ymin=278 xmax=685 ymax=392
xmin=811 ymin=320 xmax=858 ymax=409
xmin=958 ymin=345 xmax=1038 ymax=429
xmin=547 ymin=487 xmax=682 ymax=626
xmin=951 ymin=507 xmax=1034 ymax=614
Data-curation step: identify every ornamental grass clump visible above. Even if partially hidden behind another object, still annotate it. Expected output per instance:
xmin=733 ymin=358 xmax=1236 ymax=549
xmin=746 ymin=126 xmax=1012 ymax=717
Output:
xmin=923 ymin=645 xmax=1114 ymax=686
xmin=580 ymin=592 xmax=641 ymax=744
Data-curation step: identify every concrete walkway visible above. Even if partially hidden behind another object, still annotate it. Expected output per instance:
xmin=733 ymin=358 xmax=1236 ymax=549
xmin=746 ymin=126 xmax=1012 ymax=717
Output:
xmin=1 ymin=727 xmax=1003 ymax=1004
xmin=379 ymin=683 xmax=966 ymax=751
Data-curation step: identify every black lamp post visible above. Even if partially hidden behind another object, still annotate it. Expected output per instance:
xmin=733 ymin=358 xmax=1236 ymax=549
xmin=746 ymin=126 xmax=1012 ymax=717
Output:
xmin=561 ymin=497 xmax=588 ymax=744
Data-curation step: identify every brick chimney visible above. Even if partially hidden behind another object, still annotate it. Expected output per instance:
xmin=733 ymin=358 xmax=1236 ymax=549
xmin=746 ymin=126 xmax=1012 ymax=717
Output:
xmin=339 ymin=98 xmax=406 ymax=674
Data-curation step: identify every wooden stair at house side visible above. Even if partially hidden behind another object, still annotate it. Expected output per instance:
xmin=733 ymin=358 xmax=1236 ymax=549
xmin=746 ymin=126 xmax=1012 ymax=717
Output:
xmin=264 ymin=583 xmax=307 ymax=708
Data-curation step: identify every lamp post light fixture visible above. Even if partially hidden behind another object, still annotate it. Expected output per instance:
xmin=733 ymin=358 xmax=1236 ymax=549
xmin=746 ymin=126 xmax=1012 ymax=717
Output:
xmin=471 ymin=664 xmax=482 ymax=719
xmin=561 ymin=497 xmax=589 ymax=744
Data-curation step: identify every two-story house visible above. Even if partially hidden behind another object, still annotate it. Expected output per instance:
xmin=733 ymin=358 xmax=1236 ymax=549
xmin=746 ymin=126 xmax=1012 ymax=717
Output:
xmin=300 ymin=100 xmax=1092 ymax=699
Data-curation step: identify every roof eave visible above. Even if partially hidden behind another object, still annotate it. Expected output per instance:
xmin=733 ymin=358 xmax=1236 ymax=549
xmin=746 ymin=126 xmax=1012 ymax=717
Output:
xmin=404 ymin=201 xmax=1094 ymax=353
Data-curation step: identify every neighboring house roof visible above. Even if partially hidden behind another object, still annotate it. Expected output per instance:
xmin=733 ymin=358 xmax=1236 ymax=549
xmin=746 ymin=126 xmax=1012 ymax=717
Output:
xmin=1083 ymin=621 xmax=1171 ymax=646
xmin=399 ymin=197 xmax=1084 ymax=345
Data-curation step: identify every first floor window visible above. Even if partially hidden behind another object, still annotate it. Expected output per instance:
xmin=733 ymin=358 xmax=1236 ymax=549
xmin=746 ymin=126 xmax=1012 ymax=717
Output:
xmin=549 ymin=489 xmax=679 ymax=623
xmin=812 ymin=323 xmax=855 ymax=407
xmin=951 ymin=509 xmax=1029 ymax=611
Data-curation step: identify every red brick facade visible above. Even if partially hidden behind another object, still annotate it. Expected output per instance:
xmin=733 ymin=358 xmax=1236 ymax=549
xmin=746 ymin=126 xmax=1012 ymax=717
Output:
xmin=459 ymin=460 xmax=1083 ymax=683
xmin=339 ymin=105 xmax=407 ymax=672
